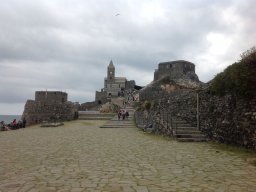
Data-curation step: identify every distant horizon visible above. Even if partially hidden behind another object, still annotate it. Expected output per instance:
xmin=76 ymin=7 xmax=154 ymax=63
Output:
xmin=0 ymin=115 xmax=22 ymax=124
xmin=0 ymin=114 xmax=22 ymax=116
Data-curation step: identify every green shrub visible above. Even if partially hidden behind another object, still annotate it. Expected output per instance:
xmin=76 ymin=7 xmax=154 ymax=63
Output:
xmin=210 ymin=47 xmax=256 ymax=97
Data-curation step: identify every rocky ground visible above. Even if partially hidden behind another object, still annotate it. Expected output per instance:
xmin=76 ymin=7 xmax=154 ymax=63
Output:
xmin=0 ymin=120 xmax=256 ymax=192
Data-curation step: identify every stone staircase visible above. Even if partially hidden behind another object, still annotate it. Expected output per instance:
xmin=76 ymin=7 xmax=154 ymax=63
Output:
xmin=172 ymin=118 xmax=207 ymax=142
xmin=100 ymin=106 xmax=136 ymax=128
xmin=78 ymin=111 xmax=115 ymax=120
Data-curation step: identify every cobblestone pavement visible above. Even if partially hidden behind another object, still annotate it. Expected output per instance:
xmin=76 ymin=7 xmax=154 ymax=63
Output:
xmin=1 ymin=120 xmax=256 ymax=192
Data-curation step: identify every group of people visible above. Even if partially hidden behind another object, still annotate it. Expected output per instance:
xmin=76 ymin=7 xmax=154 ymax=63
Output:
xmin=118 ymin=109 xmax=129 ymax=120
xmin=0 ymin=118 xmax=26 ymax=131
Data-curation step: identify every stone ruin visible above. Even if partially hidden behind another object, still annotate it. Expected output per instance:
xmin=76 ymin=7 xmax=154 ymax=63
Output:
xmin=140 ymin=60 xmax=204 ymax=101
xmin=154 ymin=60 xmax=199 ymax=82
xmin=22 ymin=91 xmax=79 ymax=126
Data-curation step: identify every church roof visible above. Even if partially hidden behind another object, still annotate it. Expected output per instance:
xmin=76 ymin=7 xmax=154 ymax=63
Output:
xmin=115 ymin=77 xmax=126 ymax=82
xmin=108 ymin=60 xmax=115 ymax=68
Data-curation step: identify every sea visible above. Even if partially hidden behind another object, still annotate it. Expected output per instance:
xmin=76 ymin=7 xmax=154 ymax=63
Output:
xmin=0 ymin=115 xmax=22 ymax=124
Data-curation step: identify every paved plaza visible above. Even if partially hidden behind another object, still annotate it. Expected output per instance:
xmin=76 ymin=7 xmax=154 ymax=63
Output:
xmin=1 ymin=120 xmax=256 ymax=192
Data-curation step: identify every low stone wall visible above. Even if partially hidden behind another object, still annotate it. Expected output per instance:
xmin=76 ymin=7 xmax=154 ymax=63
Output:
xmin=23 ymin=100 xmax=78 ymax=126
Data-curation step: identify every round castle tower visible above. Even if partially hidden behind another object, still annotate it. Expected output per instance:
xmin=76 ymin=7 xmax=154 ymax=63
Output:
xmin=154 ymin=60 xmax=198 ymax=81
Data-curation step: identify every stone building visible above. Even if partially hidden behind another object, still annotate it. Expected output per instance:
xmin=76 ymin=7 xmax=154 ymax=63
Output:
xmin=22 ymin=91 xmax=78 ymax=125
xmin=95 ymin=60 xmax=136 ymax=104
xmin=104 ymin=60 xmax=127 ymax=96
xmin=154 ymin=60 xmax=199 ymax=81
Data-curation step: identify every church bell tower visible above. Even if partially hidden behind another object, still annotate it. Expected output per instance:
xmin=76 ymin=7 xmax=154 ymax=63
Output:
xmin=107 ymin=60 xmax=115 ymax=81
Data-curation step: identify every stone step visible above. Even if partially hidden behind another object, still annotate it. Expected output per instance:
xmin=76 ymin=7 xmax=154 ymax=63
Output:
xmin=109 ymin=120 xmax=133 ymax=122
xmin=100 ymin=107 xmax=136 ymax=129
xmin=170 ymin=116 xmax=207 ymax=142
xmin=175 ymin=130 xmax=201 ymax=134
xmin=177 ymin=137 xmax=208 ymax=142
xmin=175 ymin=127 xmax=198 ymax=131
xmin=176 ymin=134 xmax=206 ymax=138
xmin=174 ymin=123 xmax=193 ymax=127
xmin=107 ymin=120 xmax=133 ymax=123
xmin=111 ymin=119 xmax=134 ymax=122
xmin=79 ymin=117 xmax=113 ymax=120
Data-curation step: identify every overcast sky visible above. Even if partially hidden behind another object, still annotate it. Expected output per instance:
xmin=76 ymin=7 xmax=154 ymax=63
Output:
xmin=0 ymin=0 xmax=255 ymax=115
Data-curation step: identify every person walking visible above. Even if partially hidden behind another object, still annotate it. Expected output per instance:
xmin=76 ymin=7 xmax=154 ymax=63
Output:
xmin=122 ymin=110 xmax=126 ymax=120
xmin=125 ymin=111 xmax=129 ymax=119
xmin=118 ymin=110 xmax=121 ymax=120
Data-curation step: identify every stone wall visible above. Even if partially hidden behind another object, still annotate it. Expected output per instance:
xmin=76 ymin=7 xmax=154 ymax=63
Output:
xmin=22 ymin=91 xmax=78 ymax=126
xmin=199 ymin=93 xmax=256 ymax=149
xmin=139 ymin=83 xmax=165 ymax=102
xmin=154 ymin=60 xmax=197 ymax=81
xmin=135 ymin=89 xmax=256 ymax=149
xmin=35 ymin=91 xmax=67 ymax=104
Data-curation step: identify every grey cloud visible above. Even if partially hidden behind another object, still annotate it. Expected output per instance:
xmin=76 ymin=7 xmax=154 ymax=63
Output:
xmin=0 ymin=0 xmax=255 ymax=114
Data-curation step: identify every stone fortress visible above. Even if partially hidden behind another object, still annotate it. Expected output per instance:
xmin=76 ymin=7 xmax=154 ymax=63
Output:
xmin=154 ymin=60 xmax=199 ymax=82
xmin=139 ymin=60 xmax=202 ymax=101
xmin=22 ymin=91 xmax=79 ymax=126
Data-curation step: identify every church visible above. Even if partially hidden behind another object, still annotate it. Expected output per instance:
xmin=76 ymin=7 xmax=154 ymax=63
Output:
xmin=95 ymin=60 xmax=135 ymax=103
xmin=104 ymin=60 xmax=127 ymax=97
